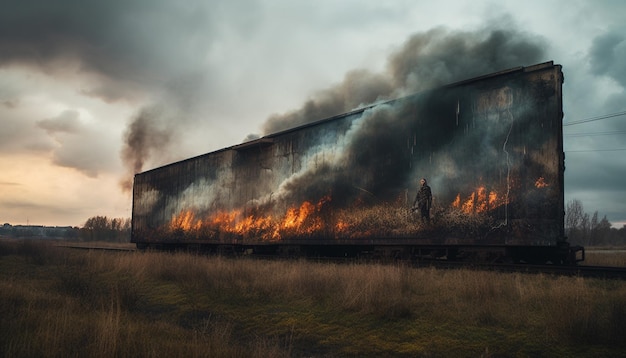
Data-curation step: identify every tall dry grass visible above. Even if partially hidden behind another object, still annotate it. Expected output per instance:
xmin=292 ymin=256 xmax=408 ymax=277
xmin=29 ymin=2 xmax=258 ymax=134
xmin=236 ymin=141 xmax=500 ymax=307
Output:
xmin=582 ymin=249 xmax=626 ymax=267
xmin=0 ymin=240 xmax=290 ymax=358
xmin=111 ymin=249 xmax=626 ymax=347
xmin=2 ymin=239 xmax=626 ymax=357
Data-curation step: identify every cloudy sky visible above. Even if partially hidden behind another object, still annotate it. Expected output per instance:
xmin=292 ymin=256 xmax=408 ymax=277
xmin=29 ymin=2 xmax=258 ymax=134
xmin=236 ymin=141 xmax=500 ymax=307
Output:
xmin=1 ymin=0 xmax=625 ymax=228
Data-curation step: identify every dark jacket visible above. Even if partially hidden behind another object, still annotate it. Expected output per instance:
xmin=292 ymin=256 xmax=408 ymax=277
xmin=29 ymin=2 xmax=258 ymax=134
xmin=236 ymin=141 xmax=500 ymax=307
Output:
xmin=413 ymin=184 xmax=432 ymax=210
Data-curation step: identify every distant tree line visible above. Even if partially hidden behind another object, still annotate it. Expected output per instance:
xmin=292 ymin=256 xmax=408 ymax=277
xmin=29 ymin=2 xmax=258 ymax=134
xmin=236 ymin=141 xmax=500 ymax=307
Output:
xmin=5 ymin=202 xmax=625 ymax=247
xmin=566 ymin=199 xmax=626 ymax=247
xmin=80 ymin=216 xmax=131 ymax=242
xmin=1 ymin=216 xmax=130 ymax=243
xmin=0 ymin=223 xmax=79 ymax=239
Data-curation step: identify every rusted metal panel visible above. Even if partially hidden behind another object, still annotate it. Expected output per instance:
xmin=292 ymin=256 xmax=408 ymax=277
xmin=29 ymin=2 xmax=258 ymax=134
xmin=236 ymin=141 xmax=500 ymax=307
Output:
xmin=132 ymin=61 xmax=564 ymax=247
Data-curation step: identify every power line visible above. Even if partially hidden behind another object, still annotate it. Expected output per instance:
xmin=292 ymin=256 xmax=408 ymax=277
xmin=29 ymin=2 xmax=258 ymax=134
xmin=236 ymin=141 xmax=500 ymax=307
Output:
xmin=565 ymin=130 xmax=626 ymax=137
xmin=565 ymin=148 xmax=626 ymax=153
xmin=562 ymin=112 xmax=626 ymax=153
xmin=563 ymin=110 xmax=626 ymax=126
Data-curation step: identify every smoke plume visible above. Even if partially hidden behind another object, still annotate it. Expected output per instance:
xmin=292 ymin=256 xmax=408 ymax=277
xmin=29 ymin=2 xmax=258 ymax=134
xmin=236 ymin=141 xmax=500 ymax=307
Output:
xmin=124 ymin=24 xmax=546 ymax=198
xmin=263 ymin=25 xmax=545 ymax=135
xmin=250 ymin=25 xmax=548 ymax=211
xmin=263 ymin=69 xmax=393 ymax=134
xmin=120 ymin=106 xmax=174 ymax=192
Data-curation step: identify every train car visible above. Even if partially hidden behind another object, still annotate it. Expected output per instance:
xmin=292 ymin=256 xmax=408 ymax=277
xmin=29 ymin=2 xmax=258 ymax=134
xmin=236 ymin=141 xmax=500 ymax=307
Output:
xmin=131 ymin=61 xmax=584 ymax=264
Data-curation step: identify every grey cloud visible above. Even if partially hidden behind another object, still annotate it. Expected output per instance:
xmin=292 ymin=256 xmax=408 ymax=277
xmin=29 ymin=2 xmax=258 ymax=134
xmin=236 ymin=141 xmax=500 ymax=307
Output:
xmin=0 ymin=81 xmax=21 ymax=108
xmin=32 ymin=109 xmax=119 ymax=177
xmin=0 ymin=198 xmax=83 ymax=220
xmin=587 ymin=29 xmax=626 ymax=140
xmin=566 ymin=151 xmax=626 ymax=191
xmin=588 ymin=29 xmax=626 ymax=88
xmin=2 ymin=99 xmax=19 ymax=108
xmin=36 ymin=110 xmax=81 ymax=134
xmin=79 ymin=80 xmax=144 ymax=104
xmin=0 ymin=0 xmax=235 ymax=102
xmin=573 ymin=29 xmax=626 ymax=153
xmin=564 ymin=145 xmax=626 ymax=224
xmin=0 ymin=111 xmax=53 ymax=154
xmin=51 ymin=142 xmax=106 ymax=178
xmin=48 ymin=128 xmax=121 ymax=178
xmin=1 ymin=0 xmax=249 ymax=183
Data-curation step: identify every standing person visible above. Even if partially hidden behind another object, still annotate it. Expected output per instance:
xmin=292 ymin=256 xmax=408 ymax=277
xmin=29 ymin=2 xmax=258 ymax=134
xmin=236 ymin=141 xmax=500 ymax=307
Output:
xmin=412 ymin=178 xmax=432 ymax=222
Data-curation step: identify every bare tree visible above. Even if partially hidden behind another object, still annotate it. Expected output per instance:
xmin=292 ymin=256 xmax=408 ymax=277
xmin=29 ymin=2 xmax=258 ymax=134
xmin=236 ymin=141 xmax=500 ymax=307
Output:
xmin=81 ymin=216 xmax=131 ymax=242
xmin=565 ymin=200 xmax=585 ymax=243
xmin=565 ymin=199 xmax=584 ymax=232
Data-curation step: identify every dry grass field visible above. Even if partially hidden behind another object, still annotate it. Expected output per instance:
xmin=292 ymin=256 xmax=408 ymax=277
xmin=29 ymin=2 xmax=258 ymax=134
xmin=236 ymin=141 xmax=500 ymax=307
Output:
xmin=1 ymin=239 xmax=626 ymax=357
xmin=582 ymin=248 xmax=626 ymax=267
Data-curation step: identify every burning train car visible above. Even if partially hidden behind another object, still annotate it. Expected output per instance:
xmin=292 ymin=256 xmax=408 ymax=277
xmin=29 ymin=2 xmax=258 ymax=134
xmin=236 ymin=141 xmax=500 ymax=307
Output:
xmin=131 ymin=61 xmax=584 ymax=264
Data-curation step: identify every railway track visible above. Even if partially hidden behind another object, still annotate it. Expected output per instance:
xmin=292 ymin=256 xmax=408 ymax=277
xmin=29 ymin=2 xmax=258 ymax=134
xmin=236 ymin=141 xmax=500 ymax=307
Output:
xmin=58 ymin=245 xmax=626 ymax=280
xmin=417 ymin=260 xmax=626 ymax=280
xmin=523 ymin=264 xmax=626 ymax=280
xmin=56 ymin=244 xmax=136 ymax=252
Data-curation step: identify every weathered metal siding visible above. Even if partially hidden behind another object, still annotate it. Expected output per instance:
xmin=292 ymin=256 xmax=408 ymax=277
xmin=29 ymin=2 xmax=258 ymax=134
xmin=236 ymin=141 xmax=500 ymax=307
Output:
xmin=132 ymin=61 xmax=564 ymax=247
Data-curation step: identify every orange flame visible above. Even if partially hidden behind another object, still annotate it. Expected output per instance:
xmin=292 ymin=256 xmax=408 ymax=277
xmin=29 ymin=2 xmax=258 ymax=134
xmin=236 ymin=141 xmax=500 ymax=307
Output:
xmin=169 ymin=210 xmax=202 ymax=231
xmin=283 ymin=201 xmax=314 ymax=229
xmin=235 ymin=214 xmax=273 ymax=236
xmin=488 ymin=191 xmax=498 ymax=207
xmin=452 ymin=194 xmax=461 ymax=208
xmin=168 ymin=196 xmax=331 ymax=241
xmin=535 ymin=177 xmax=548 ymax=188
xmin=335 ymin=220 xmax=349 ymax=232
xmin=462 ymin=192 xmax=476 ymax=213
xmin=452 ymin=186 xmax=503 ymax=214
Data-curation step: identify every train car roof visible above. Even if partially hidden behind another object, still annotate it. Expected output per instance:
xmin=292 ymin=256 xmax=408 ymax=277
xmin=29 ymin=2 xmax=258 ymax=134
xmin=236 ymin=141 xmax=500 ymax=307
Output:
xmin=136 ymin=61 xmax=559 ymax=176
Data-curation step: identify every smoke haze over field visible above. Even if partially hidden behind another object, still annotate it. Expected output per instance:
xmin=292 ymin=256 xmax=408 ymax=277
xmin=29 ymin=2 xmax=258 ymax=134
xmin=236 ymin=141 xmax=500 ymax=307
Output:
xmin=0 ymin=0 xmax=625 ymax=227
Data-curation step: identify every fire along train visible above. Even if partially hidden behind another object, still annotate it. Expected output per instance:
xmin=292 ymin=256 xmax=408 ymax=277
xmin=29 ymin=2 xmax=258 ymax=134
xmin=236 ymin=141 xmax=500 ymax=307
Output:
xmin=131 ymin=61 xmax=584 ymax=264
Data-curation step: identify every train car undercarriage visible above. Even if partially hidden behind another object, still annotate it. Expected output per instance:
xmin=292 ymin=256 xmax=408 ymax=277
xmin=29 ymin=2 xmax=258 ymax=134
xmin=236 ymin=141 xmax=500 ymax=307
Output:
xmin=136 ymin=240 xmax=585 ymax=265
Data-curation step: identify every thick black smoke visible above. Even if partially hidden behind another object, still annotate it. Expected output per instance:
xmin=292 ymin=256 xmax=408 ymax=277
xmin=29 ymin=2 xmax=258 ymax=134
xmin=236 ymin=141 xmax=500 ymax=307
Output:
xmin=263 ymin=69 xmax=393 ymax=134
xmin=120 ymin=107 xmax=173 ymax=192
xmin=263 ymin=26 xmax=546 ymax=135
xmin=119 ymin=70 xmax=210 ymax=191
xmin=255 ymin=25 xmax=547 ymax=210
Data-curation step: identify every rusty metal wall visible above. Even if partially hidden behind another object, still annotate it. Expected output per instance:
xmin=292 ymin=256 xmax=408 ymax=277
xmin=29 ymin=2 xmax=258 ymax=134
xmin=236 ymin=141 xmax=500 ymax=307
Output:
xmin=132 ymin=61 xmax=564 ymax=247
